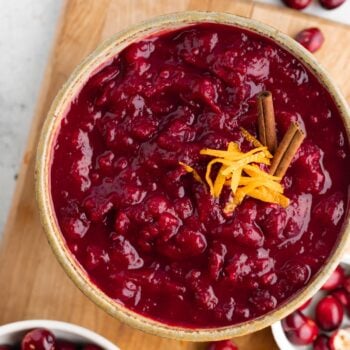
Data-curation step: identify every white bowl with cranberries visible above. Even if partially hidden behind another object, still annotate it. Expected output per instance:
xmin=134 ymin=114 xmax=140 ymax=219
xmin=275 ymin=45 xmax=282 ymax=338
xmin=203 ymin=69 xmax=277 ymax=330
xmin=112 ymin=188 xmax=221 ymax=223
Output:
xmin=272 ymin=255 xmax=350 ymax=350
xmin=0 ymin=320 xmax=119 ymax=350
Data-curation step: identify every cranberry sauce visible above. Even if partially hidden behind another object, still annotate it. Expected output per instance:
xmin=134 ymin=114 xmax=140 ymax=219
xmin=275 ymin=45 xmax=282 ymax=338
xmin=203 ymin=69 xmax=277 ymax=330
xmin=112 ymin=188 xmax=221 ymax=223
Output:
xmin=51 ymin=23 xmax=350 ymax=328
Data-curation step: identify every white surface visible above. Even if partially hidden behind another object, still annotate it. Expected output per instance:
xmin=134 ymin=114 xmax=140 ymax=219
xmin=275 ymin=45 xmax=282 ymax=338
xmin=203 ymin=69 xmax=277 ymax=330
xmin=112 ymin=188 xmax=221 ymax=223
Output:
xmin=0 ymin=0 xmax=62 ymax=234
xmin=258 ymin=0 xmax=350 ymax=24
xmin=0 ymin=319 xmax=119 ymax=349
xmin=0 ymin=0 xmax=349 ymax=235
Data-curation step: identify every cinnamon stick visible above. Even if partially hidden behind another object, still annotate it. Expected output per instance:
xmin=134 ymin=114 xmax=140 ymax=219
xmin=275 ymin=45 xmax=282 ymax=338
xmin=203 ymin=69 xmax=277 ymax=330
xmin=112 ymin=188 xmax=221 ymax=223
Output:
xmin=257 ymin=91 xmax=277 ymax=154
xmin=270 ymin=122 xmax=305 ymax=178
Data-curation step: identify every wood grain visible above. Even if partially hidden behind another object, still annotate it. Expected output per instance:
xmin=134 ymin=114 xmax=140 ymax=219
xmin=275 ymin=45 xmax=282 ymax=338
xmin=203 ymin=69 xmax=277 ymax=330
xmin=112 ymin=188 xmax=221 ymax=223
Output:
xmin=0 ymin=1 xmax=349 ymax=349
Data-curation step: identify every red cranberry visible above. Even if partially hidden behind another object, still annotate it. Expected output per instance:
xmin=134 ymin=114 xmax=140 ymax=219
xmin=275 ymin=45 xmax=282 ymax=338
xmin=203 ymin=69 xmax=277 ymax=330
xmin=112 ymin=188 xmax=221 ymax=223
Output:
xmin=331 ymin=289 xmax=349 ymax=308
xmin=329 ymin=329 xmax=350 ymax=350
xmin=21 ymin=329 xmax=56 ymax=350
xmin=295 ymin=28 xmax=325 ymax=53
xmin=343 ymin=275 xmax=350 ymax=293
xmin=298 ymin=298 xmax=312 ymax=311
xmin=207 ymin=340 xmax=238 ymax=350
xmin=56 ymin=341 xmax=77 ymax=350
xmin=282 ymin=0 xmax=312 ymax=9
xmin=313 ymin=335 xmax=331 ymax=350
xmin=322 ymin=266 xmax=345 ymax=291
xmin=315 ymin=295 xmax=343 ymax=331
xmin=319 ymin=0 xmax=346 ymax=9
xmin=282 ymin=311 xmax=319 ymax=345
xmin=82 ymin=346 xmax=103 ymax=350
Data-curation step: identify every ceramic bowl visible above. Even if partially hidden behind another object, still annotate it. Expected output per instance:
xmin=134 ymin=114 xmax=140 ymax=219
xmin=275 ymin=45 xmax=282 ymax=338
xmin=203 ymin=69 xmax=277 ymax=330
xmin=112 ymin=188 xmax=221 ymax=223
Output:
xmin=35 ymin=11 xmax=350 ymax=341
xmin=0 ymin=320 xmax=119 ymax=349
xmin=272 ymin=255 xmax=350 ymax=349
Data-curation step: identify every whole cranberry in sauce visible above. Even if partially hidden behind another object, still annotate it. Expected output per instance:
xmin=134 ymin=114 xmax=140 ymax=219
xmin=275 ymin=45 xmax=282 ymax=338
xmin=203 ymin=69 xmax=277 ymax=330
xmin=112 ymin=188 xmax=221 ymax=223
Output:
xmin=295 ymin=27 xmax=325 ymax=53
xmin=315 ymin=295 xmax=344 ymax=331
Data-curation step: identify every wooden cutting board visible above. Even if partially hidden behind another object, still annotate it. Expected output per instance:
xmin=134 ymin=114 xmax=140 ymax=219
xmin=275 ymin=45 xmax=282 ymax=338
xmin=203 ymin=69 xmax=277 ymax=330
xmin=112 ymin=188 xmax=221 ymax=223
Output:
xmin=1 ymin=1 xmax=350 ymax=349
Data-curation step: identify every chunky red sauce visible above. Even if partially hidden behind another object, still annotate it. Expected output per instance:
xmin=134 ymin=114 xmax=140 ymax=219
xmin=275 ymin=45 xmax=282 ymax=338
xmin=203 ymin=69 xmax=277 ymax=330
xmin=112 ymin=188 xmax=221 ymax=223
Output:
xmin=51 ymin=23 xmax=350 ymax=328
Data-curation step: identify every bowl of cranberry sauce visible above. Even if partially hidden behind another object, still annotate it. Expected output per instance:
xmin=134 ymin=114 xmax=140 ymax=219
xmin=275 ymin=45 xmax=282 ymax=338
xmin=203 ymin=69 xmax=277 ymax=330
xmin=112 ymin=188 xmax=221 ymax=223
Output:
xmin=36 ymin=12 xmax=350 ymax=341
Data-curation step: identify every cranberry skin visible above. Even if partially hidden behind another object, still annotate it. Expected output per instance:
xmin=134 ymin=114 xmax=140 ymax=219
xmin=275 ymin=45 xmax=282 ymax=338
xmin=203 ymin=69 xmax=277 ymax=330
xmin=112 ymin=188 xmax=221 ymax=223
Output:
xmin=282 ymin=0 xmax=312 ymax=9
xmin=282 ymin=311 xmax=319 ymax=345
xmin=207 ymin=340 xmax=238 ymax=350
xmin=322 ymin=266 xmax=345 ymax=291
xmin=295 ymin=27 xmax=325 ymax=53
xmin=343 ymin=275 xmax=350 ymax=293
xmin=319 ymin=0 xmax=346 ymax=9
xmin=315 ymin=295 xmax=344 ymax=331
xmin=0 ymin=346 xmax=12 ymax=350
xmin=21 ymin=329 xmax=56 ymax=350
xmin=331 ymin=289 xmax=350 ymax=308
xmin=313 ymin=335 xmax=331 ymax=350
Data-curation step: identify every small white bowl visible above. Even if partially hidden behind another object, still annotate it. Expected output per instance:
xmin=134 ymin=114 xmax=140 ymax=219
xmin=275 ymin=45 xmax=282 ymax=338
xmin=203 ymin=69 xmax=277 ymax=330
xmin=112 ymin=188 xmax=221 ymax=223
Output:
xmin=0 ymin=320 xmax=120 ymax=350
xmin=272 ymin=255 xmax=350 ymax=349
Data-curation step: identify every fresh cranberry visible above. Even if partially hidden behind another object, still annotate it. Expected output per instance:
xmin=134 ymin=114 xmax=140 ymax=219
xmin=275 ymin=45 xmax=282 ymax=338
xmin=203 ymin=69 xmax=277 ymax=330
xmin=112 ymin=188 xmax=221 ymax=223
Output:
xmin=322 ymin=266 xmax=345 ymax=291
xmin=313 ymin=335 xmax=331 ymax=350
xmin=315 ymin=295 xmax=343 ymax=331
xmin=207 ymin=340 xmax=238 ymax=350
xmin=56 ymin=341 xmax=77 ymax=350
xmin=82 ymin=345 xmax=103 ymax=350
xmin=295 ymin=28 xmax=325 ymax=53
xmin=298 ymin=298 xmax=312 ymax=311
xmin=282 ymin=311 xmax=319 ymax=345
xmin=319 ymin=0 xmax=346 ymax=9
xmin=332 ymin=289 xmax=350 ymax=308
xmin=21 ymin=329 xmax=56 ymax=350
xmin=282 ymin=0 xmax=312 ymax=9
xmin=329 ymin=329 xmax=350 ymax=350
xmin=343 ymin=275 xmax=350 ymax=293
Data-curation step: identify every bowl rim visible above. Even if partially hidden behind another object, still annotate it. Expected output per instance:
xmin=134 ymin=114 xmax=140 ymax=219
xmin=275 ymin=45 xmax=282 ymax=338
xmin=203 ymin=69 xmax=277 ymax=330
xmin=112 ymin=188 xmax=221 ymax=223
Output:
xmin=0 ymin=319 xmax=119 ymax=349
xmin=35 ymin=10 xmax=350 ymax=341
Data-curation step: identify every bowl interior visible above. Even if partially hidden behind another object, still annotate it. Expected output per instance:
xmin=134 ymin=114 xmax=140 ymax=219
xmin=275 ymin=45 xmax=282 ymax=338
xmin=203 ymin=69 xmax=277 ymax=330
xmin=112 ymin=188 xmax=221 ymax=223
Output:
xmin=36 ymin=11 xmax=350 ymax=341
